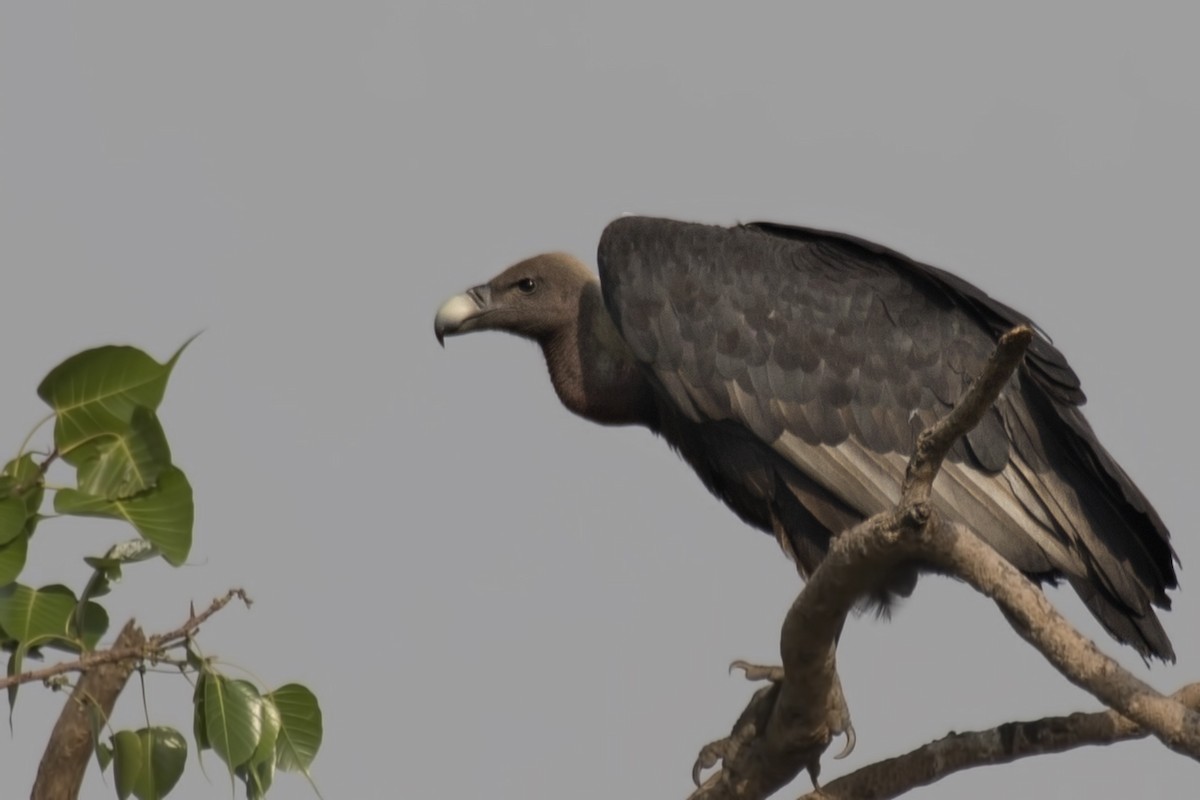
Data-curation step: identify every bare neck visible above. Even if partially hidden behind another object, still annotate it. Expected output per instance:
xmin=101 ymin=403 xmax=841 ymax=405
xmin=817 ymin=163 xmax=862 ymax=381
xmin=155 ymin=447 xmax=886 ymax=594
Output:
xmin=541 ymin=283 xmax=655 ymax=427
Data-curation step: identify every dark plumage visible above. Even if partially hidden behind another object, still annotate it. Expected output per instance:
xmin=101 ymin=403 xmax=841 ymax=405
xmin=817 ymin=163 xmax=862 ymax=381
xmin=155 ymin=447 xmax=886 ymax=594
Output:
xmin=435 ymin=217 xmax=1178 ymax=660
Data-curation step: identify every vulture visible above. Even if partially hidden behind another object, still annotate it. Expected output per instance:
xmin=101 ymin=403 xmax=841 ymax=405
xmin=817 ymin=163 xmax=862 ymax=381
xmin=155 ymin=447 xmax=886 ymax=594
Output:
xmin=434 ymin=217 xmax=1178 ymax=660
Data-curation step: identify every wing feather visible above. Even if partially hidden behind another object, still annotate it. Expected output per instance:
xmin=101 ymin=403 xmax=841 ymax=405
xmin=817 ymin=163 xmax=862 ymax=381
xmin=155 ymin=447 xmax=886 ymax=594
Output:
xmin=598 ymin=216 xmax=1177 ymax=658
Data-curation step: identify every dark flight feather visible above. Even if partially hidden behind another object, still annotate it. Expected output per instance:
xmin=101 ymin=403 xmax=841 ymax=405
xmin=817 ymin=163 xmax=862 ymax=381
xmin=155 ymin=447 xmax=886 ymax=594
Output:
xmin=598 ymin=217 xmax=1177 ymax=659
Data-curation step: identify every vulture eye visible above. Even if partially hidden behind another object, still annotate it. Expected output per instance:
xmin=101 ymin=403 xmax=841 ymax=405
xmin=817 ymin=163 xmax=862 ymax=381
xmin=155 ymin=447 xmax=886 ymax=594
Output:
xmin=516 ymin=278 xmax=538 ymax=294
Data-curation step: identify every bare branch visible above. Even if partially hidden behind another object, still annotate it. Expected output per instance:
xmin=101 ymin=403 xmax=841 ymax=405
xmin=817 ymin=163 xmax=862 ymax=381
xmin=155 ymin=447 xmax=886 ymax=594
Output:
xmin=800 ymin=683 xmax=1200 ymax=800
xmin=689 ymin=328 xmax=1035 ymax=799
xmin=902 ymin=325 xmax=1032 ymax=503
xmin=687 ymin=325 xmax=1200 ymax=798
xmin=924 ymin=522 xmax=1200 ymax=759
xmin=0 ymin=589 xmax=250 ymax=692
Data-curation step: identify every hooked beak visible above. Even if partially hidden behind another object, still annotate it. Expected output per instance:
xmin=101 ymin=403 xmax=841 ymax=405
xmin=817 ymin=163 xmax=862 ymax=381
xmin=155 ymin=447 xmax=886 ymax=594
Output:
xmin=434 ymin=285 xmax=492 ymax=345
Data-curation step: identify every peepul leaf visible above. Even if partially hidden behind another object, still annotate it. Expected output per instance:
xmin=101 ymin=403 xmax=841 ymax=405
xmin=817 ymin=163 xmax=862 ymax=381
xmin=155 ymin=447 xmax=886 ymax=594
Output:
xmin=7 ymin=645 xmax=25 ymax=715
xmin=0 ymin=498 xmax=26 ymax=546
xmin=205 ymin=676 xmax=262 ymax=771
xmin=78 ymin=539 xmax=159 ymax=631
xmin=239 ymin=696 xmax=281 ymax=799
xmin=89 ymin=701 xmax=114 ymax=772
xmin=0 ymin=455 xmax=43 ymax=584
xmin=193 ymin=673 xmax=210 ymax=751
xmin=75 ymin=407 xmax=172 ymax=500
xmin=0 ymin=584 xmax=76 ymax=643
xmin=1 ymin=452 xmax=46 ymax=518
xmin=113 ymin=729 xmax=144 ymax=800
xmin=132 ymin=726 xmax=188 ymax=800
xmin=239 ymin=755 xmax=276 ymax=800
xmin=0 ymin=533 xmax=29 ymax=587
xmin=45 ymin=600 xmax=109 ymax=653
xmin=268 ymin=683 xmax=323 ymax=773
xmin=55 ymin=467 xmax=194 ymax=566
xmin=37 ymin=339 xmax=193 ymax=463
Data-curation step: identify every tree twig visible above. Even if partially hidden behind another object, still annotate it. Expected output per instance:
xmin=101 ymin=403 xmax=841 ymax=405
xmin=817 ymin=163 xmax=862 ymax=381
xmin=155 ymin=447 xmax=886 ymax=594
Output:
xmin=799 ymin=683 xmax=1200 ymax=800
xmin=687 ymin=325 xmax=1200 ymax=798
xmin=0 ymin=589 xmax=251 ymax=692
xmin=925 ymin=521 xmax=1200 ymax=759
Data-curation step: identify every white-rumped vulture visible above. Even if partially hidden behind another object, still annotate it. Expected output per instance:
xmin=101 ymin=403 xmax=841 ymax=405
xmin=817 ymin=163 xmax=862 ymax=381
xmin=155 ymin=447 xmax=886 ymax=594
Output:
xmin=435 ymin=217 xmax=1178 ymax=660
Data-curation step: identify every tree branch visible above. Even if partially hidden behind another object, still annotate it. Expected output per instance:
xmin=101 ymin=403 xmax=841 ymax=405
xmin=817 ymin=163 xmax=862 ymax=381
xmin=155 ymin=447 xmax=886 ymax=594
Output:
xmin=800 ymin=683 xmax=1200 ymax=800
xmin=0 ymin=589 xmax=250 ymax=692
xmin=30 ymin=620 xmax=145 ymax=800
xmin=924 ymin=520 xmax=1200 ymax=759
xmin=687 ymin=325 xmax=1200 ymax=799
xmin=22 ymin=589 xmax=251 ymax=800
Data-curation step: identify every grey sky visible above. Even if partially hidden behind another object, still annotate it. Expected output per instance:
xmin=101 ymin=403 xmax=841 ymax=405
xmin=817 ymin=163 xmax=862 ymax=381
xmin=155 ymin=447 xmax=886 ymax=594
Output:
xmin=2 ymin=3 xmax=1197 ymax=798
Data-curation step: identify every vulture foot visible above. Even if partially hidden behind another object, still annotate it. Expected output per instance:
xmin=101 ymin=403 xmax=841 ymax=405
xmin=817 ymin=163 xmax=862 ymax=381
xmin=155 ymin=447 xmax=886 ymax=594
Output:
xmin=691 ymin=661 xmax=856 ymax=791
xmin=728 ymin=659 xmax=784 ymax=682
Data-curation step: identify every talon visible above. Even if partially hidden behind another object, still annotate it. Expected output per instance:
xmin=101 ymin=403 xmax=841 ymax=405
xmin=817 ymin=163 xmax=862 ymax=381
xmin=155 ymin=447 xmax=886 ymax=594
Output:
xmin=833 ymin=721 xmax=856 ymax=759
xmin=728 ymin=660 xmax=785 ymax=682
xmin=691 ymin=740 xmax=726 ymax=786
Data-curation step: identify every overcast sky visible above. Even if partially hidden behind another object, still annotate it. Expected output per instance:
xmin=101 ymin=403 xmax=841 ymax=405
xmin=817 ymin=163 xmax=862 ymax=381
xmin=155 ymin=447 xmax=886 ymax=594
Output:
xmin=2 ymin=3 xmax=1198 ymax=798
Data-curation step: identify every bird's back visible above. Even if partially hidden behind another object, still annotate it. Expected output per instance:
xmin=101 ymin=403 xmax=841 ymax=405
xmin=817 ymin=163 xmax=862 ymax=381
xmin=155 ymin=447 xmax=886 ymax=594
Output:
xmin=598 ymin=216 xmax=1177 ymax=659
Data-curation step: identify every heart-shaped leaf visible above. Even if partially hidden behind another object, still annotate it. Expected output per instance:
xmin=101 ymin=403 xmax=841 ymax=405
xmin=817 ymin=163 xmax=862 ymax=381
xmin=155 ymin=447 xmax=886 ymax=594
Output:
xmin=205 ymin=676 xmax=262 ymax=771
xmin=0 ymin=584 xmax=76 ymax=643
xmin=75 ymin=407 xmax=172 ymax=500
xmin=37 ymin=339 xmax=193 ymax=462
xmin=268 ymin=683 xmax=323 ymax=773
xmin=55 ymin=467 xmax=193 ymax=566
xmin=0 ymin=533 xmax=29 ymax=586
xmin=112 ymin=726 xmax=188 ymax=800
xmin=0 ymin=498 xmax=26 ymax=547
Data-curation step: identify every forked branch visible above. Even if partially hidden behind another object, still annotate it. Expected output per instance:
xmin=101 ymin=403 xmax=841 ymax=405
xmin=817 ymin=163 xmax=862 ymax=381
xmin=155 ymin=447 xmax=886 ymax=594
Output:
xmin=688 ymin=326 xmax=1199 ymax=800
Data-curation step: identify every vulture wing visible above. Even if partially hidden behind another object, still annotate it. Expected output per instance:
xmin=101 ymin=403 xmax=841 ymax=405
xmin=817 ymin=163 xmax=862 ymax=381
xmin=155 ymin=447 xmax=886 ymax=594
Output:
xmin=597 ymin=216 xmax=1176 ymax=659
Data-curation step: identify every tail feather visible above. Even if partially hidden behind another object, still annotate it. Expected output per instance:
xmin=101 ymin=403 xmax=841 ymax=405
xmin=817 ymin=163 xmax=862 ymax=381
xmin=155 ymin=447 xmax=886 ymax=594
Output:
xmin=1067 ymin=575 xmax=1175 ymax=661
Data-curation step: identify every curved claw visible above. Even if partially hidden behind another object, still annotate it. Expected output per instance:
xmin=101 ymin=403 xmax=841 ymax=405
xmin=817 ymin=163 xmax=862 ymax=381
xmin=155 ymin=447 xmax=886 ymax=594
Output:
xmin=691 ymin=743 xmax=722 ymax=787
xmin=833 ymin=721 xmax=856 ymax=760
xmin=727 ymin=660 xmax=785 ymax=682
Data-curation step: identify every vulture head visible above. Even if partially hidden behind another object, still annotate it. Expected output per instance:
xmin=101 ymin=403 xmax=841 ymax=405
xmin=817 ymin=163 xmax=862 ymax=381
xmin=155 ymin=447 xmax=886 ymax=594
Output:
xmin=434 ymin=253 xmax=596 ymax=345
xmin=435 ymin=250 xmax=654 ymax=426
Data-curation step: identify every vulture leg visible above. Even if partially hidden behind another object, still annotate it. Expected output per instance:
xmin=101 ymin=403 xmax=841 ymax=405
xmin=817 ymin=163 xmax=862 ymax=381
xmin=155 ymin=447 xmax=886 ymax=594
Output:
xmin=691 ymin=662 xmax=856 ymax=790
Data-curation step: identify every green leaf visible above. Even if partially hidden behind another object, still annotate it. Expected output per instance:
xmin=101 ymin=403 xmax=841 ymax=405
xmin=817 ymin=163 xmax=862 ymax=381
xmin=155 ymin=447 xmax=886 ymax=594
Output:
xmin=89 ymin=701 xmax=114 ymax=772
xmin=238 ymin=754 xmax=276 ymax=800
xmin=193 ymin=673 xmax=210 ymax=751
xmin=112 ymin=727 xmax=188 ymax=800
xmin=252 ymin=695 xmax=282 ymax=765
xmin=0 ymin=533 xmax=29 ymax=586
xmin=96 ymin=740 xmax=114 ymax=773
xmin=136 ymin=726 xmax=187 ymax=800
xmin=0 ymin=460 xmax=38 ymax=584
xmin=0 ymin=498 xmax=26 ymax=546
xmin=37 ymin=340 xmax=193 ymax=462
xmin=269 ymin=684 xmax=323 ymax=773
xmin=240 ymin=696 xmax=281 ymax=799
xmin=185 ymin=637 xmax=206 ymax=673
xmin=205 ymin=676 xmax=262 ymax=771
xmin=55 ymin=467 xmax=194 ymax=566
xmin=92 ymin=538 xmax=161 ymax=567
xmin=47 ymin=600 xmax=109 ymax=652
xmin=113 ymin=729 xmax=144 ymax=800
xmin=7 ymin=645 xmax=24 ymax=718
xmin=75 ymin=408 xmax=172 ymax=500
xmin=0 ymin=584 xmax=76 ymax=643
xmin=78 ymin=539 xmax=159 ymax=634
xmin=1 ymin=453 xmax=46 ymax=517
